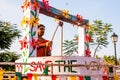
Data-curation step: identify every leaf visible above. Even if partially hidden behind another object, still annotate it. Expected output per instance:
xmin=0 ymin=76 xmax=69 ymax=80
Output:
xmin=35 ymin=11 xmax=37 ymax=17
xmin=29 ymin=49 xmax=34 ymax=57
xmin=32 ymin=31 xmax=36 ymax=36
xmin=24 ymin=67 xmax=29 ymax=73
xmin=30 ymin=10 xmax=35 ymax=17
xmin=23 ymin=51 xmax=26 ymax=56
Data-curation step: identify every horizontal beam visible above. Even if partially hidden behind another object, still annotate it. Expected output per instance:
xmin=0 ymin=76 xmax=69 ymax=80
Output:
xmin=39 ymin=1 xmax=88 ymax=25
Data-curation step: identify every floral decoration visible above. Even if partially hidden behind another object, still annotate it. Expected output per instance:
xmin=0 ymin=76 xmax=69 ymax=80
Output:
xmin=62 ymin=9 xmax=69 ymax=19
xmin=21 ymin=15 xmax=39 ymax=27
xmin=42 ymin=0 xmax=51 ymax=11
xmin=30 ymin=38 xmax=38 ymax=49
xmin=19 ymin=36 xmax=28 ymax=50
xmin=85 ymin=34 xmax=92 ymax=42
xmin=85 ymin=29 xmax=92 ymax=57
xmin=29 ymin=16 xmax=39 ymax=27
xmin=76 ymin=14 xmax=83 ymax=23
xmin=31 ymin=0 xmax=40 ymax=11
xmin=21 ymin=16 xmax=29 ymax=26
xmin=85 ymin=49 xmax=91 ymax=57
xmin=21 ymin=0 xmax=40 ymax=12
xmin=20 ymin=0 xmax=40 ymax=73
xmin=21 ymin=0 xmax=30 ymax=12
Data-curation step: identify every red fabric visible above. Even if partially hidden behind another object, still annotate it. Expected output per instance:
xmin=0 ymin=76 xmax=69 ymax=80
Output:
xmin=27 ymin=73 xmax=32 ymax=80
xmin=52 ymin=75 xmax=56 ymax=80
xmin=37 ymin=39 xmax=51 ymax=57
xmin=102 ymin=76 xmax=108 ymax=80
xmin=79 ymin=76 xmax=84 ymax=80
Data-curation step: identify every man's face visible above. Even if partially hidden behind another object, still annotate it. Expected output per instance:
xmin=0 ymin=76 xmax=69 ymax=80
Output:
xmin=38 ymin=26 xmax=45 ymax=37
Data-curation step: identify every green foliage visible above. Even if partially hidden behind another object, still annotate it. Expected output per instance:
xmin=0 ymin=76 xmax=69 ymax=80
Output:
xmin=103 ymin=55 xmax=115 ymax=65
xmin=0 ymin=51 xmax=20 ymax=71
xmin=89 ymin=20 xmax=112 ymax=57
xmin=0 ymin=20 xmax=21 ymax=50
xmin=118 ymin=58 xmax=120 ymax=65
xmin=63 ymin=35 xmax=78 ymax=56
xmin=63 ymin=20 xmax=112 ymax=57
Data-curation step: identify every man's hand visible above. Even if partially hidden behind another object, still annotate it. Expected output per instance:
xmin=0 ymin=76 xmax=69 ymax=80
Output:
xmin=46 ymin=41 xmax=52 ymax=47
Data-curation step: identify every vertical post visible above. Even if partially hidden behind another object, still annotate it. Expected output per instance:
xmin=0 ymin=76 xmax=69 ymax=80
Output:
xmin=21 ymin=0 xmax=39 ymax=57
xmin=111 ymin=33 xmax=118 ymax=65
xmin=78 ymin=26 xmax=85 ymax=56
xmin=51 ymin=63 xmax=53 ymax=75
xmin=60 ymin=25 xmax=63 ymax=56
xmin=114 ymin=42 xmax=117 ymax=65
xmin=58 ymin=21 xmax=64 ymax=56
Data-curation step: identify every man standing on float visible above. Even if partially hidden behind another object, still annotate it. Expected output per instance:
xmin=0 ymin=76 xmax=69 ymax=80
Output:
xmin=37 ymin=24 xmax=52 ymax=57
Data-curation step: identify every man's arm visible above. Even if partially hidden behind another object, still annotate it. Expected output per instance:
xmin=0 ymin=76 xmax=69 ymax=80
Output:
xmin=46 ymin=41 xmax=52 ymax=56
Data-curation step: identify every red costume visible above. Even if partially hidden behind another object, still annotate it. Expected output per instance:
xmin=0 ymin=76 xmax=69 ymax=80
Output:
xmin=37 ymin=39 xmax=51 ymax=57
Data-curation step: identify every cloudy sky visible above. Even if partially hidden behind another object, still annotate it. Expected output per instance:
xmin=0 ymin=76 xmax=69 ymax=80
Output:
xmin=0 ymin=0 xmax=120 ymax=58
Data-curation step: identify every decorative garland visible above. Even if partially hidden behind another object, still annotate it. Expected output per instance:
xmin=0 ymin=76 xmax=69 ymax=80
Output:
xmin=85 ymin=25 xmax=92 ymax=57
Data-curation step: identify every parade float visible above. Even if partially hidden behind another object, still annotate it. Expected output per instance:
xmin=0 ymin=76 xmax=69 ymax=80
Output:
xmin=15 ymin=0 xmax=108 ymax=80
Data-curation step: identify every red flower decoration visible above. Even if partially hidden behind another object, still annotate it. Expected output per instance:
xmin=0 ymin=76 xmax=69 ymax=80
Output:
xmin=30 ymin=38 xmax=37 ymax=49
xmin=85 ymin=34 xmax=92 ymax=42
xmin=85 ymin=49 xmax=91 ymax=57
xmin=42 ymin=0 xmax=51 ymax=11
xmin=31 ymin=0 xmax=40 ymax=11
xmin=19 ymin=37 xmax=27 ymax=50
xmin=21 ymin=0 xmax=30 ymax=12
xmin=76 ymin=14 xmax=83 ymax=23
xmin=75 ymin=37 xmax=79 ymax=44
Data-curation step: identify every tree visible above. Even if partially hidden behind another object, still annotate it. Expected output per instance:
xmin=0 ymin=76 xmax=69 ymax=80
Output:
xmin=89 ymin=20 xmax=112 ymax=57
xmin=103 ymin=55 xmax=115 ymax=65
xmin=63 ymin=35 xmax=78 ymax=56
xmin=0 ymin=20 xmax=21 ymax=50
xmin=118 ymin=58 xmax=120 ymax=65
xmin=103 ymin=55 xmax=120 ymax=65
xmin=63 ymin=20 xmax=112 ymax=57
xmin=0 ymin=51 xmax=20 ymax=71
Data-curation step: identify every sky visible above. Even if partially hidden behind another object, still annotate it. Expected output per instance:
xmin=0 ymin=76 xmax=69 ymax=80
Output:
xmin=0 ymin=0 xmax=120 ymax=58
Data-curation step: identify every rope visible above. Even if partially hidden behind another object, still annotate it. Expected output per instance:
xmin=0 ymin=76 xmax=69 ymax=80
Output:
xmin=51 ymin=21 xmax=63 ymax=41
xmin=51 ymin=24 xmax=59 ymax=41
xmin=60 ymin=24 xmax=63 ymax=56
